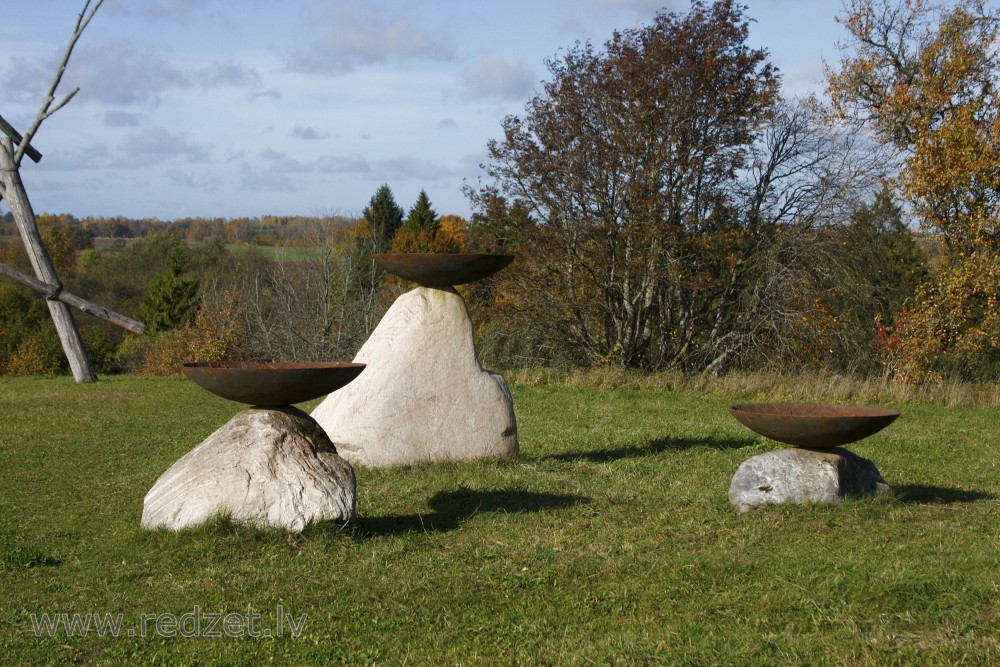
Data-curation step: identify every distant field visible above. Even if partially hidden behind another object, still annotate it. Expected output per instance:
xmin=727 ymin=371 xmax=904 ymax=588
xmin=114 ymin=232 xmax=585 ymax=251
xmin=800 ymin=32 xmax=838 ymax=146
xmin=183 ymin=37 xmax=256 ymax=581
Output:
xmin=1 ymin=374 xmax=998 ymax=664
xmin=78 ymin=238 xmax=325 ymax=262
xmin=224 ymin=244 xmax=327 ymax=261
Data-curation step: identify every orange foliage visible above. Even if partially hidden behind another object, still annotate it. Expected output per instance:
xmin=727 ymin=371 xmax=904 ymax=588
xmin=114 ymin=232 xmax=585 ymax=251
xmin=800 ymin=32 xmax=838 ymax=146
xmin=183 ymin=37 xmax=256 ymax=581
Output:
xmin=389 ymin=216 xmax=468 ymax=253
xmin=830 ymin=0 xmax=1000 ymax=380
xmin=135 ymin=302 xmax=238 ymax=375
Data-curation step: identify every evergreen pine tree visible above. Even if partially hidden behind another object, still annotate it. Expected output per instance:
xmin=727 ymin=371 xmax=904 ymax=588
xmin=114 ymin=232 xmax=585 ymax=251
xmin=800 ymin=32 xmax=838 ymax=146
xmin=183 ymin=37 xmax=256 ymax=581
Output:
xmin=403 ymin=190 xmax=439 ymax=234
xmin=137 ymin=248 xmax=199 ymax=333
xmin=362 ymin=184 xmax=404 ymax=253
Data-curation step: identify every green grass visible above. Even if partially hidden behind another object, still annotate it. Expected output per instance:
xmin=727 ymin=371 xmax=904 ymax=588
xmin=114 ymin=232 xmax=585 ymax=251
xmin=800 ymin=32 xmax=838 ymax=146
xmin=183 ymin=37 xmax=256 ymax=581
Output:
xmin=1 ymin=374 xmax=998 ymax=665
xmin=224 ymin=244 xmax=326 ymax=262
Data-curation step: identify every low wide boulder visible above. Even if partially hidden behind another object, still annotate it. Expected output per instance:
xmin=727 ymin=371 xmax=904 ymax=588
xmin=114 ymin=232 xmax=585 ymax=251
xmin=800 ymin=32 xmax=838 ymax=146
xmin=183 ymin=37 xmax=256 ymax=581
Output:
xmin=729 ymin=447 xmax=889 ymax=514
xmin=312 ymin=286 xmax=518 ymax=468
xmin=142 ymin=406 xmax=355 ymax=532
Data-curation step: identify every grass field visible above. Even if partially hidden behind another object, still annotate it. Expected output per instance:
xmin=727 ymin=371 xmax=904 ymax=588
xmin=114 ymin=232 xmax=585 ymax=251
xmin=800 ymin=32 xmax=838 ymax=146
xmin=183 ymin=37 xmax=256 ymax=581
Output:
xmin=1 ymin=374 xmax=998 ymax=665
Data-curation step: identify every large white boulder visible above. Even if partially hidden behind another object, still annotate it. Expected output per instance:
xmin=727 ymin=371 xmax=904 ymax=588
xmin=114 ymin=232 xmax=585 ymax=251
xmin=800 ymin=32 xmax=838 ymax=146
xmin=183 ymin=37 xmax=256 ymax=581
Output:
xmin=142 ymin=406 xmax=355 ymax=532
xmin=312 ymin=286 xmax=518 ymax=468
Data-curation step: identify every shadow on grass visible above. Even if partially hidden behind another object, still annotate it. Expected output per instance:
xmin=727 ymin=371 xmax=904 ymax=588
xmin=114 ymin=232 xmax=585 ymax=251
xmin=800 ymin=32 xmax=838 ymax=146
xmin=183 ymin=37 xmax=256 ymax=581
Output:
xmin=892 ymin=485 xmax=995 ymax=504
xmin=351 ymin=487 xmax=589 ymax=538
xmin=0 ymin=539 xmax=62 ymax=570
xmin=541 ymin=435 xmax=754 ymax=464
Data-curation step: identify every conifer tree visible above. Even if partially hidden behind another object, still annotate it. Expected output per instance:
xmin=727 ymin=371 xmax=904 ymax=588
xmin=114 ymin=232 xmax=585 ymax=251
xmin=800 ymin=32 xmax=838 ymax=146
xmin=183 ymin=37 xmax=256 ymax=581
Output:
xmin=362 ymin=184 xmax=404 ymax=253
xmin=404 ymin=190 xmax=439 ymax=234
xmin=137 ymin=248 xmax=199 ymax=333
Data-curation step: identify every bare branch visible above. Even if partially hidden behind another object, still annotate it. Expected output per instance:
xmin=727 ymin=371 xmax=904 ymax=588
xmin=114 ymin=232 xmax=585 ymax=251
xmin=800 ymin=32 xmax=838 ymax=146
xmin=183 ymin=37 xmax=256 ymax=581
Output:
xmin=43 ymin=87 xmax=81 ymax=121
xmin=14 ymin=0 xmax=104 ymax=166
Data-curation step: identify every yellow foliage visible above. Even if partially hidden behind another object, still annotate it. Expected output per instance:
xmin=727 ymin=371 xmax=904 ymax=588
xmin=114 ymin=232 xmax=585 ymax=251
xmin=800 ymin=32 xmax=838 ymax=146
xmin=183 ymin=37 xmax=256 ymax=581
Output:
xmin=830 ymin=0 xmax=1000 ymax=380
xmin=136 ymin=303 xmax=239 ymax=375
xmin=5 ymin=337 xmax=62 ymax=377
xmin=389 ymin=220 xmax=467 ymax=253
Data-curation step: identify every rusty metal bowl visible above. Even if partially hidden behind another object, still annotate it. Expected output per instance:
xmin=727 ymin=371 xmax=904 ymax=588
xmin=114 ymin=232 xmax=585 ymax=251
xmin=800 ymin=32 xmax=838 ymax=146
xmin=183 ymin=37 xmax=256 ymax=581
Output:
xmin=373 ymin=253 xmax=514 ymax=286
xmin=727 ymin=402 xmax=900 ymax=448
xmin=180 ymin=361 xmax=365 ymax=406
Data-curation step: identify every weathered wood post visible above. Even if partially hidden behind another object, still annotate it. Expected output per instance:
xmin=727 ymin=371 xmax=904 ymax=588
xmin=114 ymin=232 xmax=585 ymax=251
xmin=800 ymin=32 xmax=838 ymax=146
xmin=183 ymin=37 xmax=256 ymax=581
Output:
xmin=1 ymin=137 xmax=97 ymax=382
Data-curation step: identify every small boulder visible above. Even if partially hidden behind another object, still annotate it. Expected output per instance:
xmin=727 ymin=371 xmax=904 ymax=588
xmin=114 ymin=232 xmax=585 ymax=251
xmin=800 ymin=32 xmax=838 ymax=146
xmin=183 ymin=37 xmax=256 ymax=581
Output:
xmin=729 ymin=447 xmax=889 ymax=514
xmin=142 ymin=406 xmax=355 ymax=532
xmin=312 ymin=286 xmax=518 ymax=468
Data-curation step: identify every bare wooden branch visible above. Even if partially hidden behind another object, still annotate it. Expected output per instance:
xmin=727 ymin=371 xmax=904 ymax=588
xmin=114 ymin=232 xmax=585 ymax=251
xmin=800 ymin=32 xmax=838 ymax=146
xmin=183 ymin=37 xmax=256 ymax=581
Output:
xmin=0 ymin=261 xmax=146 ymax=334
xmin=14 ymin=0 xmax=104 ymax=166
xmin=50 ymin=88 xmax=80 ymax=117
xmin=0 ymin=115 xmax=43 ymax=163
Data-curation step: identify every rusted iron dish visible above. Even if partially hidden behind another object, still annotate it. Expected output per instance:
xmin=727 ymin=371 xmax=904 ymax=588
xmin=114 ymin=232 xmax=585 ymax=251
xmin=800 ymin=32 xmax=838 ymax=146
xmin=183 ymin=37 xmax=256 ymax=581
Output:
xmin=180 ymin=361 xmax=365 ymax=406
xmin=373 ymin=253 xmax=515 ymax=286
xmin=727 ymin=402 xmax=900 ymax=449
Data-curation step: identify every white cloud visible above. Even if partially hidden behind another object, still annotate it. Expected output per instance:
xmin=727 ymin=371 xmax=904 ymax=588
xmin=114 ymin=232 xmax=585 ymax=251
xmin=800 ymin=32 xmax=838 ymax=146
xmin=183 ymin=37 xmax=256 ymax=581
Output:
xmin=1 ymin=56 xmax=57 ymax=103
xmin=314 ymin=154 xmax=369 ymax=174
xmin=249 ymin=90 xmax=283 ymax=102
xmin=103 ymin=111 xmax=144 ymax=127
xmin=165 ymin=168 xmax=222 ymax=191
xmin=591 ymin=0 xmax=677 ymax=12
xmin=195 ymin=62 xmax=261 ymax=89
xmin=43 ymin=144 xmax=116 ymax=170
xmin=104 ymin=0 xmax=212 ymax=25
xmin=69 ymin=39 xmax=191 ymax=106
xmin=288 ymin=2 xmax=454 ymax=75
xmin=239 ymin=163 xmax=297 ymax=191
xmin=462 ymin=56 xmax=537 ymax=100
xmin=293 ymin=125 xmax=329 ymax=140
xmin=258 ymin=148 xmax=370 ymax=175
xmin=371 ymin=156 xmax=463 ymax=182
xmin=3 ymin=41 xmax=259 ymax=111
xmin=118 ymin=127 xmax=209 ymax=168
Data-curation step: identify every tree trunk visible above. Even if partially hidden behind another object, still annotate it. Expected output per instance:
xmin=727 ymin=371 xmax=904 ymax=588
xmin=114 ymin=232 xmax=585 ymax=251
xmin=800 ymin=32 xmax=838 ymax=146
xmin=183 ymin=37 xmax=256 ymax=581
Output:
xmin=0 ymin=138 xmax=97 ymax=382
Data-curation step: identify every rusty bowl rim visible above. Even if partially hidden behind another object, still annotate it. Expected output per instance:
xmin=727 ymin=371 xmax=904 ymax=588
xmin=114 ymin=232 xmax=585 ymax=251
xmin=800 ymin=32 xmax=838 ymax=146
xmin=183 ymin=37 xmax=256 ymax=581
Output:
xmin=372 ymin=252 xmax=515 ymax=285
xmin=726 ymin=401 xmax=900 ymax=448
xmin=372 ymin=252 xmax=515 ymax=260
xmin=727 ymin=402 xmax=901 ymax=419
xmin=179 ymin=360 xmax=366 ymax=406
xmin=180 ymin=361 xmax=365 ymax=371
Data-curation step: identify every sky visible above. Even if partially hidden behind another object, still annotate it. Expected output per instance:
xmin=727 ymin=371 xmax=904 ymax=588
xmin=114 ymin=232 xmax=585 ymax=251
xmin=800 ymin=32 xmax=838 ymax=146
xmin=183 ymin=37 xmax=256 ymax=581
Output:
xmin=0 ymin=0 xmax=849 ymax=222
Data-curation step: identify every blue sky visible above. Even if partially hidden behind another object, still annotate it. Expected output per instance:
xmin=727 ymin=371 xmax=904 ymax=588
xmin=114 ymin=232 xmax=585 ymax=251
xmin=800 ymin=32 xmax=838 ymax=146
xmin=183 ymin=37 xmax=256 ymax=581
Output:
xmin=1 ymin=0 xmax=847 ymax=221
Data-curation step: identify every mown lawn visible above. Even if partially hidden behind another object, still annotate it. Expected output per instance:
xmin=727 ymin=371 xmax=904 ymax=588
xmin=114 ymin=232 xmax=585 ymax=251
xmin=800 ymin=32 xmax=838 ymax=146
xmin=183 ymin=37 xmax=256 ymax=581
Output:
xmin=0 ymin=374 xmax=998 ymax=665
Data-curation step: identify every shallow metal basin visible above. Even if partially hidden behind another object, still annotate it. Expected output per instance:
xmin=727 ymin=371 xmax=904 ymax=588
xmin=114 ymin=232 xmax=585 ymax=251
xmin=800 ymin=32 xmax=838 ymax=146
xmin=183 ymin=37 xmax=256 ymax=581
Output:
xmin=180 ymin=361 xmax=365 ymax=406
xmin=727 ymin=402 xmax=900 ymax=448
xmin=373 ymin=253 xmax=514 ymax=286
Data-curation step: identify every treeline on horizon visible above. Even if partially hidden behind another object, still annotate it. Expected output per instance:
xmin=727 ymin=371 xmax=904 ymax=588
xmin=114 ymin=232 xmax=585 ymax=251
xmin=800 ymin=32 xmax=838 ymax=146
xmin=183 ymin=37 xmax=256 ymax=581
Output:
xmin=0 ymin=210 xmax=361 ymax=248
xmin=1 ymin=0 xmax=997 ymax=385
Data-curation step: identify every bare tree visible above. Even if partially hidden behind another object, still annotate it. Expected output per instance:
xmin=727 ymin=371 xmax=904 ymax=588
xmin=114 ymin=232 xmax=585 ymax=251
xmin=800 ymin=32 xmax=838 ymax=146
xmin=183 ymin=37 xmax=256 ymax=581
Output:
xmin=198 ymin=216 xmax=386 ymax=362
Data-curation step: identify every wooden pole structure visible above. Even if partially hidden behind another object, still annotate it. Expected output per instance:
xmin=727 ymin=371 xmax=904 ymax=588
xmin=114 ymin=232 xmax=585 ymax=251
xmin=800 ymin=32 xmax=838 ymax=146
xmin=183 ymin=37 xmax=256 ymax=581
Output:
xmin=0 ymin=137 xmax=97 ymax=382
xmin=0 ymin=261 xmax=146 ymax=334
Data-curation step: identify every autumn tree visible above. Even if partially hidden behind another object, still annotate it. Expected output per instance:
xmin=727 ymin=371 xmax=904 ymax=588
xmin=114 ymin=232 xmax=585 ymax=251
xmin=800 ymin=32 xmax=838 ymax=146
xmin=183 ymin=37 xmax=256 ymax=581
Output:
xmin=473 ymin=1 xmax=895 ymax=372
xmin=464 ymin=186 xmax=534 ymax=253
xmin=480 ymin=1 xmax=785 ymax=369
xmin=477 ymin=1 xmax=872 ymax=371
xmin=828 ymin=0 xmax=1000 ymax=381
xmin=390 ymin=190 xmax=465 ymax=252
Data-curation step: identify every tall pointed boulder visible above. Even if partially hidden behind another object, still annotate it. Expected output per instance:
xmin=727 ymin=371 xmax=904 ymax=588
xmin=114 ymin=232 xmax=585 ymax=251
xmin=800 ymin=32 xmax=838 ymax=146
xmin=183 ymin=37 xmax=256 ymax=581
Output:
xmin=312 ymin=286 xmax=518 ymax=467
